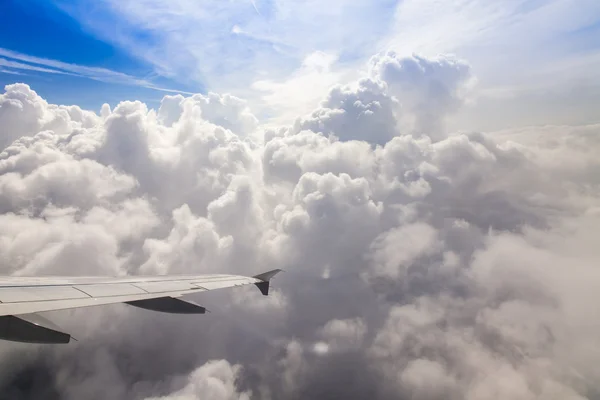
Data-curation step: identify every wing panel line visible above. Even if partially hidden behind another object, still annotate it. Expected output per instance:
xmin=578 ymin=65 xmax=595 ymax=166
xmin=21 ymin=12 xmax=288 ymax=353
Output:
xmin=71 ymin=286 xmax=93 ymax=298
xmin=0 ymin=276 xmax=253 ymax=289
xmin=130 ymin=284 xmax=150 ymax=294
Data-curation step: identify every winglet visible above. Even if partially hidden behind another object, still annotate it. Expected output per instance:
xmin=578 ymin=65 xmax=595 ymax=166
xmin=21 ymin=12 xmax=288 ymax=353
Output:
xmin=252 ymin=269 xmax=283 ymax=296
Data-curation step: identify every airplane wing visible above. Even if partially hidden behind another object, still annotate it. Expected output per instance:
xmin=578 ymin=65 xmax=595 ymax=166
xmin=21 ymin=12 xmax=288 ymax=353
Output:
xmin=0 ymin=269 xmax=282 ymax=344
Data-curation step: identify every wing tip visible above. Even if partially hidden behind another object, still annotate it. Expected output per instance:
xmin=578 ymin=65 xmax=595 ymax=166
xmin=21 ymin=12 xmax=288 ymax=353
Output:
xmin=252 ymin=269 xmax=283 ymax=282
xmin=252 ymin=269 xmax=283 ymax=296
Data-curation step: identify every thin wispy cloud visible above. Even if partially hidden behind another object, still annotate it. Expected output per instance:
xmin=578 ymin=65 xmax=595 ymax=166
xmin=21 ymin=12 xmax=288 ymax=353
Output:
xmin=54 ymin=0 xmax=398 ymax=90
xmin=0 ymin=47 xmax=194 ymax=95
xmin=0 ymin=57 xmax=73 ymax=75
xmin=384 ymin=0 xmax=600 ymax=80
xmin=0 ymin=67 xmax=25 ymax=76
xmin=249 ymin=0 xmax=261 ymax=16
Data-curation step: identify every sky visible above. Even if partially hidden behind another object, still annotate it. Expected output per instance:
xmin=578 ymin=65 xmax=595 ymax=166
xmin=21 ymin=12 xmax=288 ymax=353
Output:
xmin=1 ymin=0 xmax=600 ymax=130
xmin=2 ymin=1 xmax=600 ymax=400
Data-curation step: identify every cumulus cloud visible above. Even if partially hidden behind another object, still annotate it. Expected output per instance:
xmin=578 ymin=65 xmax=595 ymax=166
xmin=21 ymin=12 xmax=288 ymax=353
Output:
xmin=145 ymin=360 xmax=251 ymax=400
xmin=290 ymin=52 xmax=473 ymax=144
xmin=317 ymin=317 xmax=367 ymax=352
xmin=1 ymin=50 xmax=599 ymax=400
xmin=370 ymin=52 xmax=474 ymax=138
xmin=0 ymin=83 xmax=98 ymax=151
xmin=294 ymin=77 xmax=400 ymax=144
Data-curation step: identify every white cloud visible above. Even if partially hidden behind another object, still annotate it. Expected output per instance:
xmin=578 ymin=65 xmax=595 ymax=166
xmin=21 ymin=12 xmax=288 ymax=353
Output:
xmin=382 ymin=0 xmax=600 ymax=131
xmin=0 ymin=48 xmax=193 ymax=94
xmin=1 ymin=47 xmax=600 ymax=399
xmin=318 ymin=318 xmax=367 ymax=352
xmin=145 ymin=360 xmax=251 ymax=400
xmin=251 ymin=51 xmax=348 ymax=126
xmin=0 ymin=83 xmax=85 ymax=149
xmin=0 ymin=211 xmax=126 ymax=276
xmin=368 ymin=214 xmax=600 ymax=399
xmin=369 ymin=52 xmax=474 ymax=138
xmin=400 ymin=359 xmax=458 ymax=400
xmin=0 ymin=57 xmax=74 ymax=76
xmin=369 ymin=222 xmax=439 ymax=279
xmin=58 ymin=0 xmax=397 ymax=91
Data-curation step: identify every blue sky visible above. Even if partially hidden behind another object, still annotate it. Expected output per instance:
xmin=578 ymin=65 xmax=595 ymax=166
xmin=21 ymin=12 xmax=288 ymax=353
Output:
xmin=1 ymin=0 xmax=600 ymax=129
xmin=0 ymin=0 xmax=199 ymax=110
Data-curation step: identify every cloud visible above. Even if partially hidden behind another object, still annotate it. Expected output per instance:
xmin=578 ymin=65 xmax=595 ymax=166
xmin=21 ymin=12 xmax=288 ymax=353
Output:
xmin=251 ymin=51 xmax=349 ymax=126
xmin=0 ymin=83 xmax=95 ymax=150
xmin=369 ymin=52 xmax=474 ymax=138
xmin=368 ymin=222 xmax=439 ymax=279
xmin=287 ymin=52 xmax=473 ymax=144
xmin=56 ymin=0 xmax=398 ymax=90
xmin=0 ymin=57 xmax=74 ymax=76
xmin=381 ymin=0 xmax=600 ymax=132
xmin=144 ymin=360 xmax=251 ymax=400
xmin=318 ymin=318 xmax=367 ymax=352
xmin=0 ymin=48 xmax=193 ymax=95
xmin=1 ymin=48 xmax=600 ymax=400
xmin=368 ymin=216 xmax=600 ymax=399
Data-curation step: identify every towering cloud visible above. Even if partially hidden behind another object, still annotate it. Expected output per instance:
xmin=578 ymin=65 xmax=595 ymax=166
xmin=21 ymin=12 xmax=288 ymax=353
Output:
xmin=1 ymin=52 xmax=599 ymax=400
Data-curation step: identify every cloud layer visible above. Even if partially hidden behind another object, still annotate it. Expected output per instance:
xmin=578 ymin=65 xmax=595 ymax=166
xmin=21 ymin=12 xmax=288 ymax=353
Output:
xmin=1 ymin=51 xmax=600 ymax=400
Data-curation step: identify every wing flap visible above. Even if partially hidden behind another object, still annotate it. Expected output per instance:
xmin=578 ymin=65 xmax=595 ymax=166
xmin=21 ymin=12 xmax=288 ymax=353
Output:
xmin=0 ymin=314 xmax=71 ymax=344
xmin=126 ymin=297 xmax=207 ymax=314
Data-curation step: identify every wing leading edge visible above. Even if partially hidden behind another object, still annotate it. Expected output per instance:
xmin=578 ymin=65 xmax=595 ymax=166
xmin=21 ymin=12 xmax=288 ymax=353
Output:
xmin=0 ymin=269 xmax=282 ymax=344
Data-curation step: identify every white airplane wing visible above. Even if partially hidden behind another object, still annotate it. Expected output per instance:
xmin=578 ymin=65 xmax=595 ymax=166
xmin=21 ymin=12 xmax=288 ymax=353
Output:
xmin=0 ymin=269 xmax=281 ymax=344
